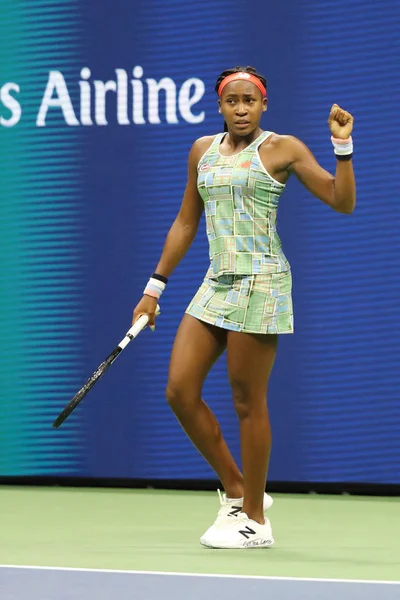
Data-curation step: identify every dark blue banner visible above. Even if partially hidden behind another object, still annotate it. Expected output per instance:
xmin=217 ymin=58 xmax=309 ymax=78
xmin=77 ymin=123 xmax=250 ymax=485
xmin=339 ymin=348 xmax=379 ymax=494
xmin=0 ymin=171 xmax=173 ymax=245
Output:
xmin=0 ymin=0 xmax=399 ymax=484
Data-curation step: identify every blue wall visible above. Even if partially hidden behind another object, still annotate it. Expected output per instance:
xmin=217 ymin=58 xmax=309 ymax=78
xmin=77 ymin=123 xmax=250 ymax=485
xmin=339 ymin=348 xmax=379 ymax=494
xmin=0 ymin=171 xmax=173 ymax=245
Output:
xmin=1 ymin=0 xmax=399 ymax=484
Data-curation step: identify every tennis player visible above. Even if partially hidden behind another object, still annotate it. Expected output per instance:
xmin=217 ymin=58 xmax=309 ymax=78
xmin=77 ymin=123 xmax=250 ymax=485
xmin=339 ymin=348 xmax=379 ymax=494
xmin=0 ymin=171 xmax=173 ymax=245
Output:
xmin=133 ymin=66 xmax=355 ymax=549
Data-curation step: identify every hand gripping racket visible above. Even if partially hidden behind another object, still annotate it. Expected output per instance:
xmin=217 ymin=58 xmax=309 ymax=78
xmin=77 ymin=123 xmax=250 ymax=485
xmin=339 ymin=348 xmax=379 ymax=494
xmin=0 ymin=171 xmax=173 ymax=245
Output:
xmin=52 ymin=306 xmax=159 ymax=429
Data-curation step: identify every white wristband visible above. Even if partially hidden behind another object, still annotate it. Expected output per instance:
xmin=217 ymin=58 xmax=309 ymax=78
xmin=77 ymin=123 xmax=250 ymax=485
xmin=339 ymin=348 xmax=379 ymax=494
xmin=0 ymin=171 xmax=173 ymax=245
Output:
xmin=331 ymin=135 xmax=353 ymax=156
xmin=143 ymin=277 xmax=166 ymax=299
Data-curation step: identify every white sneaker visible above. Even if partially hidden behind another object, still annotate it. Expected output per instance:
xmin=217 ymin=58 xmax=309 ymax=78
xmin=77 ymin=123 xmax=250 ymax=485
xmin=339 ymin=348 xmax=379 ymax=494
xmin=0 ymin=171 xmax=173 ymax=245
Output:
xmin=200 ymin=489 xmax=273 ymax=545
xmin=200 ymin=512 xmax=274 ymax=549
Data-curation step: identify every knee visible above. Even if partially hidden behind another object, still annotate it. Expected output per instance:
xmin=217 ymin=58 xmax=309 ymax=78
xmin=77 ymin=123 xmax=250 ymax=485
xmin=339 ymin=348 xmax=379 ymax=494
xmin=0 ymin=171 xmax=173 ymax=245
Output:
xmin=165 ymin=381 xmax=183 ymax=411
xmin=165 ymin=379 xmax=197 ymax=413
xmin=231 ymin=379 xmax=251 ymax=420
xmin=231 ymin=379 xmax=266 ymax=420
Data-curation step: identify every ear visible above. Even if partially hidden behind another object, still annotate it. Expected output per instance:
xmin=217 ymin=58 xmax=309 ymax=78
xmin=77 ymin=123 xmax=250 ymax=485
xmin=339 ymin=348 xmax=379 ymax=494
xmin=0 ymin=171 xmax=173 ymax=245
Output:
xmin=218 ymin=99 xmax=222 ymax=113
xmin=262 ymin=98 xmax=268 ymax=112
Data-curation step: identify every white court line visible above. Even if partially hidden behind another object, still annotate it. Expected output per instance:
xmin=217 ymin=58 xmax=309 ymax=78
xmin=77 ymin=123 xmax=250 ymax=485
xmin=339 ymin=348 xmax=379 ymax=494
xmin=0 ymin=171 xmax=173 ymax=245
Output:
xmin=0 ymin=565 xmax=399 ymax=586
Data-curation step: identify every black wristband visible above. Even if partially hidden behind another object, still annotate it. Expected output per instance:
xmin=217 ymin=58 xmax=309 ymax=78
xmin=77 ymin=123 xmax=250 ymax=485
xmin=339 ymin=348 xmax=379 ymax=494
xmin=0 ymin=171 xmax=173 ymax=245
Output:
xmin=336 ymin=153 xmax=353 ymax=161
xmin=151 ymin=272 xmax=168 ymax=284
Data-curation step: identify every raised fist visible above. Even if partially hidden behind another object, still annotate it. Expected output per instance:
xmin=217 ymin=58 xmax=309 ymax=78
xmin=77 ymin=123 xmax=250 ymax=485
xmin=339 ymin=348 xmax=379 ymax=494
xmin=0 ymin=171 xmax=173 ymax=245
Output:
xmin=328 ymin=104 xmax=354 ymax=139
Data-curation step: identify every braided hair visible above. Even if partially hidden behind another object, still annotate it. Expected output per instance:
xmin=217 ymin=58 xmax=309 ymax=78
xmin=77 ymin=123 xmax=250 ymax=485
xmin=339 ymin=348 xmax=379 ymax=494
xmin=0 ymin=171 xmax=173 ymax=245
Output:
xmin=215 ymin=66 xmax=267 ymax=132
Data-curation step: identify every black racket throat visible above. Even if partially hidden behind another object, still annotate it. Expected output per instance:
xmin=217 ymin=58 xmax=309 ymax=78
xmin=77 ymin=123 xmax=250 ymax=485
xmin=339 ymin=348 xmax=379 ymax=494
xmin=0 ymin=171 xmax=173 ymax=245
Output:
xmin=52 ymin=312 xmax=154 ymax=429
xmin=52 ymin=346 xmax=122 ymax=429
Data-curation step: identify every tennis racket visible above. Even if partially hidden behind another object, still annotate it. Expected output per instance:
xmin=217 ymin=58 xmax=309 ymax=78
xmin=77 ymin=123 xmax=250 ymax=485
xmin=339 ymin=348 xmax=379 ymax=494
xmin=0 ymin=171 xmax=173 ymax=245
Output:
xmin=52 ymin=306 xmax=159 ymax=429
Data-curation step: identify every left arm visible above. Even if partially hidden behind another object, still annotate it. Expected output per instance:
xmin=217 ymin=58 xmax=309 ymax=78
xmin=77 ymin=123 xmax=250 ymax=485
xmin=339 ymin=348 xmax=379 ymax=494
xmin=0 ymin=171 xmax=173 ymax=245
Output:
xmin=286 ymin=104 xmax=356 ymax=214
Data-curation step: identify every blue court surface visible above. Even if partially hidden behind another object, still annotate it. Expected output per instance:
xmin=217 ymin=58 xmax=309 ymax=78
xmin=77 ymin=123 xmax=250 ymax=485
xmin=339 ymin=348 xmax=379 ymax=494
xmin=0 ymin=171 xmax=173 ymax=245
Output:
xmin=1 ymin=566 xmax=400 ymax=600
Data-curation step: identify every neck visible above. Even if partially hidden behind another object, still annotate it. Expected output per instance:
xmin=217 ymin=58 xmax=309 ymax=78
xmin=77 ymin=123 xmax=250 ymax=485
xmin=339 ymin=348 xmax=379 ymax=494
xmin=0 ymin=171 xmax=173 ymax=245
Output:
xmin=225 ymin=127 xmax=263 ymax=148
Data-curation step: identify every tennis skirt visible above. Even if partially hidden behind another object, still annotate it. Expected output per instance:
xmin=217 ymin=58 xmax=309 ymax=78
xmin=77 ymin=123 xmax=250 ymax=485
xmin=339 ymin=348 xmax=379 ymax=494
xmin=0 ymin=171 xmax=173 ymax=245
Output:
xmin=185 ymin=268 xmax=293 ymax=335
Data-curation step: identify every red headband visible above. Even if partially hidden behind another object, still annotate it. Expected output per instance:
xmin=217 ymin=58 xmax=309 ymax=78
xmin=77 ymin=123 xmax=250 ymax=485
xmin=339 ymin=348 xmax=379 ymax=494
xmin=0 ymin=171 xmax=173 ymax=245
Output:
xmin=218 ymin=72 xmax=267 ymax=98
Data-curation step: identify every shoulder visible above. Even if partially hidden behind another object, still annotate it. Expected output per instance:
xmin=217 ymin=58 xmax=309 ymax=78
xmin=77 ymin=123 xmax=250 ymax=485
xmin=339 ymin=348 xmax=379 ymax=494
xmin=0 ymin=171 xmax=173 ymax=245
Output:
xmin=189 ymin=135 xmax=220 ymax=167
xmin=192 ymin=135 xmax=219 ymax=155
xmin=260 ymin=133 xmax=311 ymax=162
xmin=261 ymin=133 xmax=304 ymax=151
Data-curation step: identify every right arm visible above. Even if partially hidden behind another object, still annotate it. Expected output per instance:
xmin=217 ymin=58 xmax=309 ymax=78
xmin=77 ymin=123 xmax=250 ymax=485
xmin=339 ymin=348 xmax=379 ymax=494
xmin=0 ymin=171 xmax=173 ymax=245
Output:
xmin=132 ymin=136 xmax=213 ymax=326
xmin=154 ymin=138 xmax=209 ymax=278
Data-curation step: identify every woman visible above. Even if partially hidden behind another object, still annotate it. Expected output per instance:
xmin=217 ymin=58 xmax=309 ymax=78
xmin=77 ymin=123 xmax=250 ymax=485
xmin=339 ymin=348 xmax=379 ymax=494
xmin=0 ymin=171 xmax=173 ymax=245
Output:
xmin=133 ymin=66 xmax=355 ymax=549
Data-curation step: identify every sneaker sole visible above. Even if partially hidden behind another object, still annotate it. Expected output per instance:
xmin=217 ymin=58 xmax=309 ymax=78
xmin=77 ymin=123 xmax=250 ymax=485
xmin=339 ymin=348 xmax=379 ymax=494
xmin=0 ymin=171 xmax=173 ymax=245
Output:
xmin=200 ymin=537 xmax=274 ymax=549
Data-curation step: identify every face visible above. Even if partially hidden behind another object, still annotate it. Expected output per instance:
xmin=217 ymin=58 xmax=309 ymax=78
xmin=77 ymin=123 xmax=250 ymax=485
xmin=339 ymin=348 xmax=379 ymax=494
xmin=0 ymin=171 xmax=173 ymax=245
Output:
xmin=218 ymin=80 xmax=267 ymax=134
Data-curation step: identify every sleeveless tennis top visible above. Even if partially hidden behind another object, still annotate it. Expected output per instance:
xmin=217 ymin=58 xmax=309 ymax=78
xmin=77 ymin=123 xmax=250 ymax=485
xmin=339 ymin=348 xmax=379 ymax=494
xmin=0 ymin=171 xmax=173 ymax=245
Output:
xmin=197 ymin=131 xmax=290 ymax=276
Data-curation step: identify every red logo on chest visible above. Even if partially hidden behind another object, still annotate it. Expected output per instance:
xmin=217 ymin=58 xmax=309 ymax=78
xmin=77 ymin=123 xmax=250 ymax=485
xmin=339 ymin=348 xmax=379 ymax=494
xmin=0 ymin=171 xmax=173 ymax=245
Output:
xmin=200 ymin=164 xmax=210 ymax=171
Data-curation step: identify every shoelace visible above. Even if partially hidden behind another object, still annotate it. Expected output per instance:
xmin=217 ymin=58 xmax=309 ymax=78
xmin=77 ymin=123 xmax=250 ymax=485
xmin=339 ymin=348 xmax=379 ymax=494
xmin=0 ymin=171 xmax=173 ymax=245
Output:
xmin=216 ymin=489 xmax=230 ymax=516
xmin=217 ymin=488 xmax=225 ymax=506
xmin=217 ymin=488 xmax=245 ymax=505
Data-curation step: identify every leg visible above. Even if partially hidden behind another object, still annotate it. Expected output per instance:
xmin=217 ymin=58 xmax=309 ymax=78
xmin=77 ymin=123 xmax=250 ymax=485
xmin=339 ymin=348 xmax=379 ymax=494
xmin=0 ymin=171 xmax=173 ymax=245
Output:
xmin=166 ymin=314 xmax=244 ymax=498
xmin=227 ymin=331 xmax=278 ymax=524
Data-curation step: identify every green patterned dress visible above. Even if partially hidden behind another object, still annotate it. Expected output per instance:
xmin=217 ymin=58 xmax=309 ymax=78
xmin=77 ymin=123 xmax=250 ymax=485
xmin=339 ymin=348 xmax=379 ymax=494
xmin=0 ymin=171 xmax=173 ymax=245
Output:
xmin=186 ymin=131 xmax=293 ymax=334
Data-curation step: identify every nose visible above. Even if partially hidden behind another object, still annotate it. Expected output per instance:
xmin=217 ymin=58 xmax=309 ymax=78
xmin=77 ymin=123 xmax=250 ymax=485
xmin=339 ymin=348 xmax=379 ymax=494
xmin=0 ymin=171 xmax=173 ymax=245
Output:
xmin=235 ymin=103 xmax=248 ymax=116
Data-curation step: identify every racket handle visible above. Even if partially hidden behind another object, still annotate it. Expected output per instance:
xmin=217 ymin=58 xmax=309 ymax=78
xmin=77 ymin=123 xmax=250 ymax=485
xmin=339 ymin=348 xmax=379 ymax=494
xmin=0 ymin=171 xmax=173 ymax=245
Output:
xmin=119 ymin=304 xmax=160 ymax=349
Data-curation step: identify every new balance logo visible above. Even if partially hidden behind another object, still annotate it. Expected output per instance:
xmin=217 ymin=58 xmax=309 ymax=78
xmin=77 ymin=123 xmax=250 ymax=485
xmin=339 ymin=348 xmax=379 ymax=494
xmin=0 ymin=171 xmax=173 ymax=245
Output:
xmin=239 ymin=526 xmax=256 ymax=539
xmin=228 ymin=505 xmax=242 ymax=518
